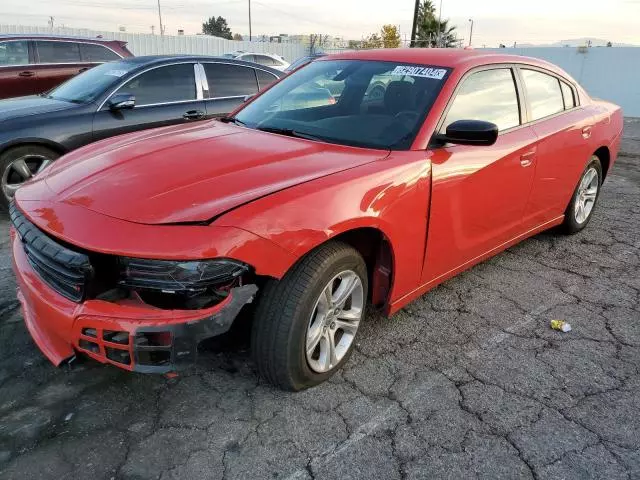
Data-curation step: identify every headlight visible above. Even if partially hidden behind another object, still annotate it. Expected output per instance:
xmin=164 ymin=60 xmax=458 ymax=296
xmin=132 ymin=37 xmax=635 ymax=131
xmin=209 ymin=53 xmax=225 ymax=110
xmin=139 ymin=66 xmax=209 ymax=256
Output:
xmin=119 ymin=258 xmax=249 ymax=292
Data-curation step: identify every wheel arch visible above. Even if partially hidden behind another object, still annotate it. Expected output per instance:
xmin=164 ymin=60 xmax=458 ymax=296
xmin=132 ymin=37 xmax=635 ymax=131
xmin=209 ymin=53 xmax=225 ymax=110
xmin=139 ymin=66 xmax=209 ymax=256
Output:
xmin=593 ymin=146 xmax=611 ymax=181
xmin=0 ymin=139 xmax=68 ymax=159
xmin=333 ymin=227 xmax=395 ymax=309
xmin=289 ymin=226 xmax=396 ymax=311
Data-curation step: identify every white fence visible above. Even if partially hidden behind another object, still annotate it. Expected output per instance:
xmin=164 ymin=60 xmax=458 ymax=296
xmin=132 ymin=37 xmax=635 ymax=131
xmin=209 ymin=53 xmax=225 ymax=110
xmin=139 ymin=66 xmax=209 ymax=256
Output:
xmin=485 ymin=47 xmax=640 ymax=117
xmin=0 ymin=25 xmax=309 ymax=62
xmin=3 ymin=26 xmax=638 ymax=116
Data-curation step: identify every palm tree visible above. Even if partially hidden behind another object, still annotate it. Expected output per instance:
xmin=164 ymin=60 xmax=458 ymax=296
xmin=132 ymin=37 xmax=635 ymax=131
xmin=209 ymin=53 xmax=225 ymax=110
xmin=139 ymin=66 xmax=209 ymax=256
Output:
xmin=436 ymin=19 xmax=458 ymax=48
xmin=415 ymin=0 xmax=458 ymax=48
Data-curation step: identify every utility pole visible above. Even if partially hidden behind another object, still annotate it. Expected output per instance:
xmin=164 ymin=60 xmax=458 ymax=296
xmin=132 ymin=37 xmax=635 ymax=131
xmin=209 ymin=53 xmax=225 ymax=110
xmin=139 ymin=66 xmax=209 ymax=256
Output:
xmin=468 ymin=18 xmax=474 ymax=47
xmin=157 ymin=0 xmax=164 ymax=36
xmin=410 ymin=0 xmax=420 ymax=47
xmin=437 ymin=0 xmax=443 ymax=47
xmin=48 ymin=16 xmax=54 ymax=28
xmin=151 ymin=25 xmax=155 ymax=35
xmin=248 ymin=0 xmax=252 ymax=41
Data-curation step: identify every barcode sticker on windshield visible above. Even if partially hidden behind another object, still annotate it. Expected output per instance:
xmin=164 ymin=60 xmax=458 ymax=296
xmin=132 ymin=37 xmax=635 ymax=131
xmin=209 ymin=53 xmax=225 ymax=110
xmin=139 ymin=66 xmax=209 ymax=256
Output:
xmin=391 ymin=66 xmax=447 ymax=79
xmin=105 ymin=70 xmax=128 ymax=77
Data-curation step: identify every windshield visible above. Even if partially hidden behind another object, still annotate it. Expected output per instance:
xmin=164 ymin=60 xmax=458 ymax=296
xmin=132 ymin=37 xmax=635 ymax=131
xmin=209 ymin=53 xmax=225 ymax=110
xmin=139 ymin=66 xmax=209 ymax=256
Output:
xmin=234 ymin=59 xmax=450 ymax=150
xmin=47 ymin=61 xmax=135 ymax=104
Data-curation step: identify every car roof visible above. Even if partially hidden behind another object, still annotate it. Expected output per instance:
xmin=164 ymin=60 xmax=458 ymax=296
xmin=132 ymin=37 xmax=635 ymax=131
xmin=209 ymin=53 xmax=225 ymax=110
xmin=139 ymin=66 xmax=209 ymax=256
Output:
xmin=237 ymin=52 xmax=282 ymax=58
xmin=0 ymin=34 xmax=124 ymax=44
xmin=323 ymin=48 xmax=568 ymax=77
xmin=114 ymin=55 xmax=284 ymax=75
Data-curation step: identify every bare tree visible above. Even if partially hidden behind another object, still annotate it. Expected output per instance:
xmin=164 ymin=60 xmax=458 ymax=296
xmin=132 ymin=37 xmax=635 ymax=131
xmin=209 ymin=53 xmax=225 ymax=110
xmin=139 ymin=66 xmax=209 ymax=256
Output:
xmin=309 ymin=34 xmax=329 ymax=54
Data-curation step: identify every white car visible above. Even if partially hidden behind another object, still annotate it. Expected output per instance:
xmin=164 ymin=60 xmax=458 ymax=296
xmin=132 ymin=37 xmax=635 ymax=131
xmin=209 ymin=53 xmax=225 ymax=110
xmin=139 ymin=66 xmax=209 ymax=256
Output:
xmin=223 ymin=51 xmax=290 ymax=71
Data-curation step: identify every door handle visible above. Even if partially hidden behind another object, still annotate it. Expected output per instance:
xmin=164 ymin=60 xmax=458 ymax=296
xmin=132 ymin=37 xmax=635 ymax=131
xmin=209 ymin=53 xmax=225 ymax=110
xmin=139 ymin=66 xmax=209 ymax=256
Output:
xmin=582 ymin=126 xmax=593 ymax=139
xmin=520 ymin=149 xmax=536 ymax=167
xmin=183 ymin=110 xmax=205 ymax=120
xmin=18 ymin=71 xmax=35 ymax=77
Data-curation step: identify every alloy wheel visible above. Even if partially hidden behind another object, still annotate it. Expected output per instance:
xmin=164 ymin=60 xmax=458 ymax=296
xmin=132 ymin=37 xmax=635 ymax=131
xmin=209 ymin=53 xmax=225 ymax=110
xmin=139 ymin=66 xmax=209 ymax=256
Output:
xmin=574 ymin=166 xmax=599 ymax=224
xmin=305 ymin=270 xmax=364 ymax=373
xmin=2 ymin=154 xmax=53 ymax=201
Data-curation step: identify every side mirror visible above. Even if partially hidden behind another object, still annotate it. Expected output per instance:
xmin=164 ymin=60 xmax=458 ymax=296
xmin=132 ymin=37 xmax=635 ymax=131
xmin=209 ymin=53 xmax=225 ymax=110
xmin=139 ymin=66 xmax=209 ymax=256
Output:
xmin=435 ymin=120 xmax=499 ymax=146
xmin=108 ymin=93 xmax=135 ymax=111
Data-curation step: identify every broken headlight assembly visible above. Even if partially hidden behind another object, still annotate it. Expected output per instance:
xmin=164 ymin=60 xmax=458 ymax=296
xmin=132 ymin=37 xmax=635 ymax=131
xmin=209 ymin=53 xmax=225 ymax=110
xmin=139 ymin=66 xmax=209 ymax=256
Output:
xmin=118 ymin=257 xmax=251 ymax=310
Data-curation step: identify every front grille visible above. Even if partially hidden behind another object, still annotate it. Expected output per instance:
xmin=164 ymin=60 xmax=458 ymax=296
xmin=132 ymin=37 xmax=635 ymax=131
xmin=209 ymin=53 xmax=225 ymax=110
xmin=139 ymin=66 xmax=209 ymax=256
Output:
xmin=10 ymin=203 xmax=93 ymax=302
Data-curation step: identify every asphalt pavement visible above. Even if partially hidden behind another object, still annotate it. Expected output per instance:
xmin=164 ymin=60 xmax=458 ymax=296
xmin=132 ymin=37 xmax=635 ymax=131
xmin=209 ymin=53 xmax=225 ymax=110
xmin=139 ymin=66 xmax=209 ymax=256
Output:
xmin=0 ymin=120 xmax=638 ymax=480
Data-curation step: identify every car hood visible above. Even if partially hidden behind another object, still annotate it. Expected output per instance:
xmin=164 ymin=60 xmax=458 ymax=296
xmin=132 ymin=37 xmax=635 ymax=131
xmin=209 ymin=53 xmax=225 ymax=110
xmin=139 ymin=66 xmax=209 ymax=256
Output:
xmin=17 ymin=121 xmax=388 ymax=224
xmin=0 ymin=95 xmax=77 ymax=121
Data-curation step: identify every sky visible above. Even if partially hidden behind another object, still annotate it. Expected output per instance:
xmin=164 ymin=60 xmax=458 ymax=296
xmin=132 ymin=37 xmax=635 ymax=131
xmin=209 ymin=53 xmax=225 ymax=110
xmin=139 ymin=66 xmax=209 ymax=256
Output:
xmin=2 ymin=0 xmax=640 ymax=47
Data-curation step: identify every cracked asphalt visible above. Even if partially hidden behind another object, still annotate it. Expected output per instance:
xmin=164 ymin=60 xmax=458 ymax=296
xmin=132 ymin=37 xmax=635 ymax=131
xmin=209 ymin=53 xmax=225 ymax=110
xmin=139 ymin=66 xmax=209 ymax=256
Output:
xmin=1 ymin=120 xmax=639 ymax=480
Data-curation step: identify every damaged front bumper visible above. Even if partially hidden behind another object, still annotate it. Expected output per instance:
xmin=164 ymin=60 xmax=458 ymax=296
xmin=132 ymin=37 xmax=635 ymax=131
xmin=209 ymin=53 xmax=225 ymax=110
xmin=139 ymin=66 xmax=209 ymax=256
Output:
xmin=12 ymin=233 xmax=258 ymax=373
xmin=73 ymin=284 xmax=258 ymax=373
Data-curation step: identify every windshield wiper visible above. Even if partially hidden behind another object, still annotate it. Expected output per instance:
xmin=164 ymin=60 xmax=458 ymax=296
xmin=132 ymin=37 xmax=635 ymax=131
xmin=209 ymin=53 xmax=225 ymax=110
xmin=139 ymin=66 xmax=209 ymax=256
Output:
xmin=219 ymin=116 xmax=246 ymax=126
xmin=256 ymin=126 xmax=325 ymax=142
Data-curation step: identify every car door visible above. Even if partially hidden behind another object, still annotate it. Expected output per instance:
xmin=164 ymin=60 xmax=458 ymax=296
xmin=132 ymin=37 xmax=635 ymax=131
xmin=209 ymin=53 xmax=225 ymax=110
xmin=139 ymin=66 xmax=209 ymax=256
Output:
xmin=0 ymin=40 xmax=37 ymax=99
xmin=518 ymin=67 xmax=596 ymax=228
xmin=92 ymin=62 xmax=206 ymax=141
xmin=33 ymin=40 xmax=83 ymax=93
xmin=421 ymin=66 xmax=538 ymax=284
xmin=200 ymin=62 xmax=260 ymax=118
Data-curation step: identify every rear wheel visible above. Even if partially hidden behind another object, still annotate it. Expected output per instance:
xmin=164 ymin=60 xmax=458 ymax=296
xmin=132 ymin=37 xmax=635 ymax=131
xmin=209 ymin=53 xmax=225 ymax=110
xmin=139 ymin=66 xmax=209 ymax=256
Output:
xmin=559 ymin=155 xmax=602 ymax=234
xmin=0 ymin=145 xmax=59 ymax=212
xmin=251 ymin=241 xmax=368 ymax=391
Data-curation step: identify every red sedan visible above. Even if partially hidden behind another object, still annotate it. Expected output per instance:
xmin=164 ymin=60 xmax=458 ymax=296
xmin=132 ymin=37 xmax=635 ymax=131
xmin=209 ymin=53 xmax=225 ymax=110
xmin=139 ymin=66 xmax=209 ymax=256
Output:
xmin=11 ymin=49 xmax=622 ymax=390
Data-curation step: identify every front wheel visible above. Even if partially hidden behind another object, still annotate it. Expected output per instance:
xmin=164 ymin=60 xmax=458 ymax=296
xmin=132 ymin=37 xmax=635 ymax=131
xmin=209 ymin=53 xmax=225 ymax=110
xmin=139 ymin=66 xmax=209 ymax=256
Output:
xmin=251 ymin=241 xmax=368 ymax=391
xmin=559 ymin=155 xmax=602 ymax=234
xmin=0 ymin=145 xmax=59 ymax=212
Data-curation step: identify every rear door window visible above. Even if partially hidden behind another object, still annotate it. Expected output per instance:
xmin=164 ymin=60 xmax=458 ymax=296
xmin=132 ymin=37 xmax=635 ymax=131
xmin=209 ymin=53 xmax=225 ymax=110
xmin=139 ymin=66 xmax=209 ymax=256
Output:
xmin=204 ymin=63 xmax=259 ymax=98
xmin=0 ymin=41 xmax=30 ymax=65
xmin=80 ymin=43 xmax=121 ymax=62
xmin=36 ymin=41 xmax=81 ymax=63
xmin=118 ymin=63 xmax=197 ymax=106
xmin=522 ymin=69 xmax=564 ymax=120
xmin=443 ymin=68 xmax=521 ymax=132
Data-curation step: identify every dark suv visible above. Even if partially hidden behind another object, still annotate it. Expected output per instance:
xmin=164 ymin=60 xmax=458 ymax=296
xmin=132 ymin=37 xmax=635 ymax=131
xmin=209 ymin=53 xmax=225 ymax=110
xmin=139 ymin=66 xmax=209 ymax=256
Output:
xmin=0 ymin=34 xmax=133 ymax=99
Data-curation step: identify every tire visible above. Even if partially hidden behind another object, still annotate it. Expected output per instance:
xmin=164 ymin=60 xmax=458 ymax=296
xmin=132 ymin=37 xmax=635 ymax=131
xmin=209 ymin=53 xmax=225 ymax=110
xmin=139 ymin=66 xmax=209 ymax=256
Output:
xmin=251 ymin=241 xmax=368 ymax=391
xmin=0 ymin=145 xmax=59 ymax=212
xmin=559 ymin=155 xmax=603 ymax=234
